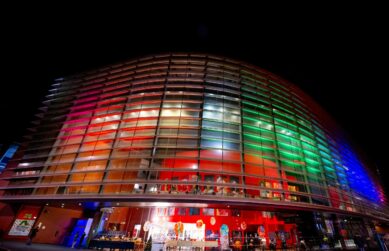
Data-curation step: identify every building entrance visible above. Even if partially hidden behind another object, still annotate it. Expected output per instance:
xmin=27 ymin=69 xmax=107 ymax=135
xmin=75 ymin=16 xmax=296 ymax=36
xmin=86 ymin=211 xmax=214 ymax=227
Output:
xmin=92 ymin=206 xmax=297 ymax=250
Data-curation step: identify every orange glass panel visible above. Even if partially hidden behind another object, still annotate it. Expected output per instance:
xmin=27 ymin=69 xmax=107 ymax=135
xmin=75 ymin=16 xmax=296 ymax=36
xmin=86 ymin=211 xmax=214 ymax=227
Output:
xmin=223 ymin=150 xmax=241 ymax=161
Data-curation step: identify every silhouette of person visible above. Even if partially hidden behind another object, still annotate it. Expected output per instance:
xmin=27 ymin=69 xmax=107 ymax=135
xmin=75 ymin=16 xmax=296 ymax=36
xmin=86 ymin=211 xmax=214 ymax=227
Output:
xmin=0 ymin=228 xmax=4 ymax=246
xmin=78 ymin=232 xmax=86 ymax=248
xmin=280 ymin=233 xmax=287 ymax=250
xmin=269 ymin=238 xmax=276 ymax=251
xmin=71 ymin=232 xmax=79 ymax=248
xmin=26 ymin=226 xmax=39 ymax=245
xmin=248 ymin=234 xmax=255 ymax=251
xmin=299 ymin=239 xmax=307 ymax=251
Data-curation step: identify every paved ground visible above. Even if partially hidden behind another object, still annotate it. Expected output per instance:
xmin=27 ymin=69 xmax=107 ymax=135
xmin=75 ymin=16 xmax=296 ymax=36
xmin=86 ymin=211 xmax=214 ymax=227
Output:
xmin=0 ymin=241 xmax=89 ymax=251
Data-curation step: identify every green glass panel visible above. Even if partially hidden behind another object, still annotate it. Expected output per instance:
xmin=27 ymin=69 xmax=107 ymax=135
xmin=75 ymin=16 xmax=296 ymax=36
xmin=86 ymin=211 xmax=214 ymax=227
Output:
xmin=322 ymin=158 xmax=333 ymax=166
xmin=305 ymin=158 xmax=321 ymax=166
xmin=281 ymin=159 xmax=304 ymax=167
xmin=276 ymin=133 xmax=301 ymax=144
xmin=278 ymin=142 xmax=301 ymax=151
xmin=299 ymin=127 xmax=315 ymax=138
xmin=273 ymin=104 xmax=294 ymax=117
xmin=244 ymin=142 xmax=274 ymax=152
xmin=243 ymin=123 xmax=273 ymax=133
xmin=273 ymin=109 xmax=294 ymax=121
xmin=242 ymin=100 xmax=271 ymax=111
xmin=268 ymin=79 xmax=289 ymax=92
xmin=306 ymin=167 xmax=321 ymax=173
xmin=272 ymin=97 xmax=294 ymax=109
xmin=324 ymin=165 xmax=335 ymax=172
xmin=274 ymin=118 xmax=298 ymax=129
xmin=279 ymin=150 xmax=303 ymax=160
xmin=319 ymin=150 xmax=332 ymax=159
xmin=244 ymin=133 xmax=275 ymax=143
xmin=303 ymin=149 xmax=320 ymax=158
xmin=300 ymin=135 xmax=315 ymax=145
xmin=270 ymin=91 xmax=291 ymax=101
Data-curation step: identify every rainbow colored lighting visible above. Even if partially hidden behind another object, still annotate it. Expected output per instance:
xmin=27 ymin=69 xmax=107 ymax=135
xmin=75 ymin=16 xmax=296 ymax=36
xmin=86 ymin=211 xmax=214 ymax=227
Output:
xmin=0 ymin=53 xmax=386 ymax=220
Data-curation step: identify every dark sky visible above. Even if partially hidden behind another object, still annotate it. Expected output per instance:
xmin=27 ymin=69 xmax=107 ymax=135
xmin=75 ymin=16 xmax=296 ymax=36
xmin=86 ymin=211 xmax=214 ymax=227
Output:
xmin=0 ymin=6 xmax=388 ymax=195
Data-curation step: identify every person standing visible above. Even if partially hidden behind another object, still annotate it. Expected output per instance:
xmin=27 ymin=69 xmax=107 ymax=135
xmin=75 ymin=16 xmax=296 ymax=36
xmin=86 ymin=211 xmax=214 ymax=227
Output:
xmin=281 ymin=234 xmax=287 ymax=251
xmin=248 ymin=234 xmax=255 ymax=251
xmin=299 ymin=239 xmax=307 ymax=251
xmin=259 ymin=238 xmax=266 ymax=251
xmin=269 ymin=238 xmax=276 ymax=251
xmin=71 ymin=232 xmax=79 ymax=249
xmin=77 ymin=232 xmax=86 ymax=248
xmin=26 ymin=226 xmax=39 ymax=245
xmin=354 ymin=235 xmax=365 ymax=251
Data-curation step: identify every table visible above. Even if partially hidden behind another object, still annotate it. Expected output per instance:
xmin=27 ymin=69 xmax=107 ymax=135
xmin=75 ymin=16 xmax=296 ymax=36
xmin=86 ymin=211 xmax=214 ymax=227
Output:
xmin=165 ymin=240 xmax=219 ymax=249
xmin=89 ymin=239 xmax=135 ymax=250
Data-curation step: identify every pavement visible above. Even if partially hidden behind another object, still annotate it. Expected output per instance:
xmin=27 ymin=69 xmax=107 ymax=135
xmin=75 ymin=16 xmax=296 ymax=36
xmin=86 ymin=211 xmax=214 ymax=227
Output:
xmin=0 ymin=241 xmax=90 ymax=251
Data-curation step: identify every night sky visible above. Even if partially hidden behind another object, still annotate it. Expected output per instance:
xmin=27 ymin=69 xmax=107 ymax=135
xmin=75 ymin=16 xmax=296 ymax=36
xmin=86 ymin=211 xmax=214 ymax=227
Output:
xmin=1 ymin=6 xmax=387 ymax=195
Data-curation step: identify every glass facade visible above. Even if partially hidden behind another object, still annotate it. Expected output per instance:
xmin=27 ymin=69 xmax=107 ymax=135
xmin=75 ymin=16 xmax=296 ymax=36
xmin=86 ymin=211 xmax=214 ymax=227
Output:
xmin=0 ymin=53 xmax=387 ymax=221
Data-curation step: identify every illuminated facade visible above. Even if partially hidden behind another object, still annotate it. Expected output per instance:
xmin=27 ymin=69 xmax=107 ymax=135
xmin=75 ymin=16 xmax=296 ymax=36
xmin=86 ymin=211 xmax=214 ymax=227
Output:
xmin=0 ymin=53 xmax=387 ymax=247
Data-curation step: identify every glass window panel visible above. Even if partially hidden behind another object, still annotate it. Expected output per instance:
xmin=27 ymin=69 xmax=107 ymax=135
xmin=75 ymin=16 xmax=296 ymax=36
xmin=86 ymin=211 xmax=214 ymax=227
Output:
xmin=200 ymin=149 xmax=223 ymax=159
xmin=111 ymin=148 xmax=130 ymax=158
xmin=203 ymin=111 xmax=222 ymax=120
xmin=55 ymin=153 xmax=76 ymax=163
xmin=83 ymin=172 xmax=104 ymax=181
xmin=202 ymin=129 xmax=222 ymax=139
xmin=160 ymin=119 xmax=180 ymax=126
xmin=159 ymin=128 xmax=178 ymax=136
xmin=35 ymin=187 xmax=57 ymax=195
xmin=134 ymin=129 xmax=156 ymax=136
xmin=178 ymin=129 xmax=198 ymax=136
xmin=158 ymin=138 xmax=177 ymax=146
xmin=189 ymin=208 xmax=200 ymax=215
xmin=202 ymin=120 xmax=222 ymax=129
xmin=177 ymin=139 xmax=198 ymax=147
xmin=223 ymin=162 xmax=241 ymax=173
xmin=201 ymin=139 xmax=223 ymax=149
xmin=200 ymin=160 xmax=222 ymax=171
xmin=224 ymin=114 xmax=240 ymax=123
xmin=175 ymin=149 xmax=198 ymax=158
xmin=106 ymin=171 xmax=138 ymax=180
xmin=161 ymin=109 xmax=181 ymax=117
xmin=137 ymin=119 xmax=158 ymax=126
xmin=223 ymin=141 xmax=240 ymax=150
xmin=70 ymin=173 xmax=85 ymax=182
xmin=245 ymin=164 xmax=265 ymax=176
xmin=131 ymin=138 xmax=154 ymax=146
xmin=180 ymin=119 xmax=200 ymax=127
xmin=223 ymin=131 xmax=240 ymax=141
xmin=103 ymin=184 xmax=133 ymax=194
xmin=223 ymin=150 xmax=241 ymax=161
xmin=68 ymin=185 xmax=99 ymax=194
xmin=74 ymin=160 xmax=107 ymax=171
xmin=63 ymin=136 xmax=83 ymax=145
xmin=78 ymin=150 xmax=110 ymax=159
xmin=46 ymin=164 xmax=72 ymax=173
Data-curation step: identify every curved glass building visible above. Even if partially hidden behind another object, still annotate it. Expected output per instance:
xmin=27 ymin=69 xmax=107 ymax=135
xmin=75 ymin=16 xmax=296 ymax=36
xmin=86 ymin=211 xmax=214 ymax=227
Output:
xmin=0 ymin=53 xmax=387 ymax=248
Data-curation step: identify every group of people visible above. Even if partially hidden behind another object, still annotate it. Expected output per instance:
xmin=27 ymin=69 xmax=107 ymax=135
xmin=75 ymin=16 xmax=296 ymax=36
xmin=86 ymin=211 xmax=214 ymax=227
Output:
xmin=268 ymin=237 xmax=287 ymax=251
xmin=246 ymin=234 xmax=266 ymax=251
xmin=233 ymin=234 xmax=288 ymax=251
